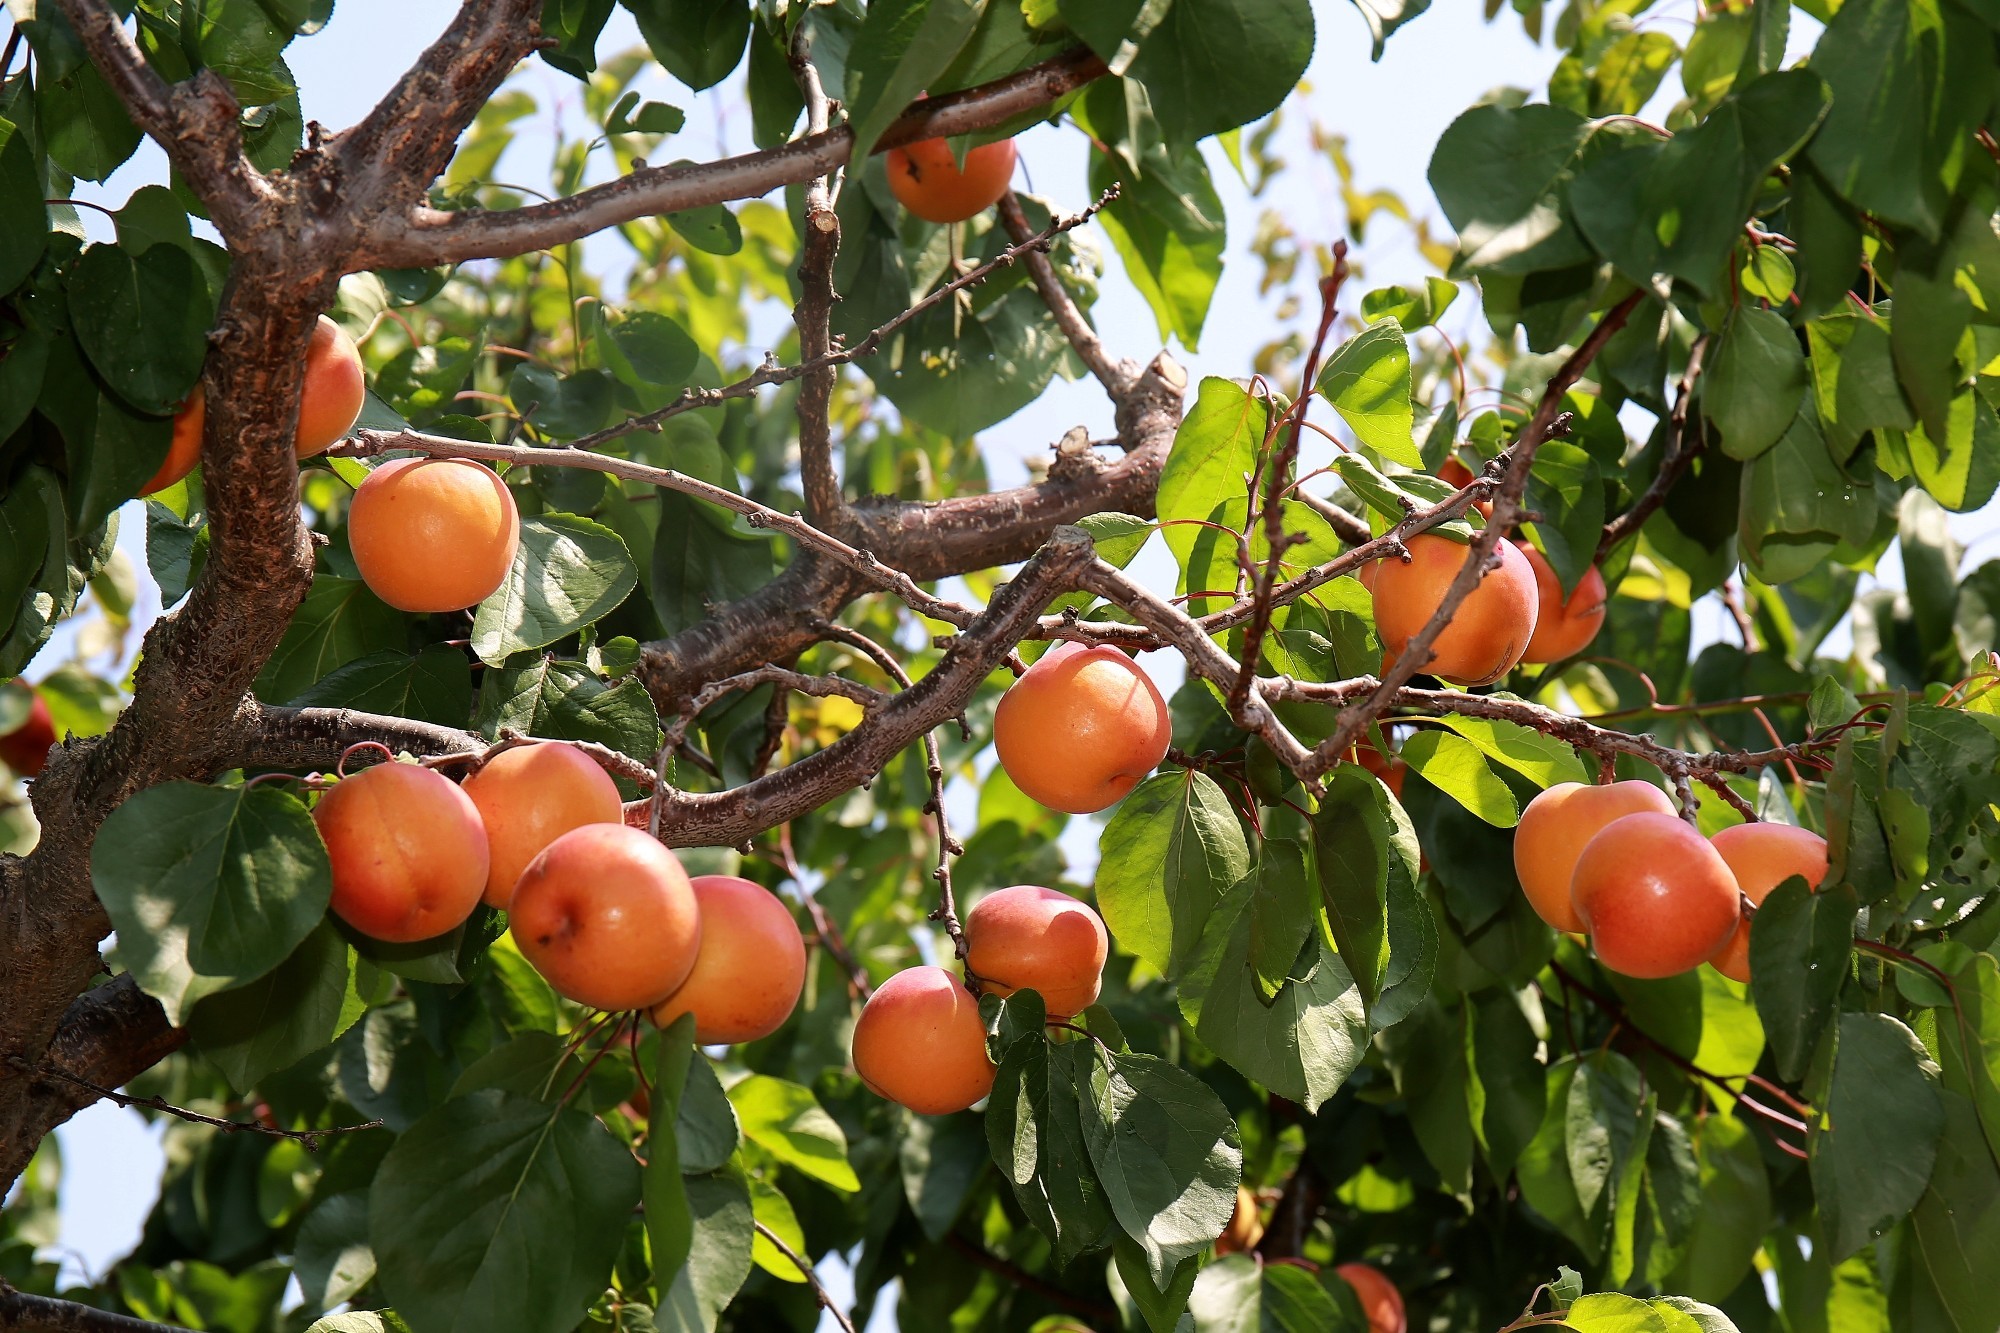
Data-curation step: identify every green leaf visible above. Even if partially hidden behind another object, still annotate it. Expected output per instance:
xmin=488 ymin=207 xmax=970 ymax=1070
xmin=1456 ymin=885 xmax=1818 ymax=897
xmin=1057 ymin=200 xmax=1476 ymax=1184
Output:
xmin=1311 ymin=763 xmax=1411 ymax=1007
xmin=1748 ymin=878 xmax=1855 ymax=1081
xmin=1470 ymin=990 xmax=1548 ymax=1180
xmin=187 ymin=922 xmax=353 ymax=1092
xmin=255 ymin=576 xmax=406 ymax=705
xmin=1807 ymin=305 xmax=1917 ymax=462
xmin=746 ymin=1173 xmax=806 ymax=1283
xmin=675 ymin=1056 xmax=740 ymax=1174
xmin=843 ymin=0 xmax=987 ymax=161
xmin=1188 ymin=1252 xmax=1349 ymax=1330
xmin=624 ymin=0 xmax=752 ymax=92
xmin=898 ymin=1110 xmax=988 ymax=1243
xmin=1567 ymin=1051 xmax=1650 ymax=1221
xmin=651 ymin=493 xmax=775 ymax=637
xmin=1518 ymin=1061 xmax=1600 ymax=1260
xmin=665 ymin=197 xmax=744 ymax=257
xmin=295 ymin=1193 xmax=376 ymax=1309
xmin=647 ymin=1016 xmax=697 ymax=1283
xmin=1060 ymin=0 xmax=1314 ymax=143
xmin=0 ymin=118 xmax=47 ymax=295
xmin=1096 ymin=769 xmax=1249 ymax=977
xmin=1316 ymin=320 xmax=1418 ymax=466
xmin=725 ymin=1074 xmax=861 ymax=1193
xmin=1113 ymin=1235 xmax=1199 ymax=1333
xmin=1704 ymin=307 xmax=1808 ymax=461
xmin=1246 ymin=839 xmax=1316 ymax=1002
xmin=1399 ymin=730 xmax=1519 ymax=827
xmin=38 ymin=61 xmax=142 ymax=181
xmin=1911 ymin=1090 xmax=2000 ymax=1333
xmin=287 ymin=648 xmax=473 ymax=730
xmin=1157 ymin=378 xmax=1268 ymax=568
xmin=1810 ymin=1013 xmax=1944 ymax=1261
xmin=985 ymin=1036 xmax=1117 ymax=1263
xmin=1523 ymin=439 xmax=1606 ymax=595
xmin=472 ymin=515 xmax=636 ymax=666
xmin=1664 ymin=1114 xmax=1771 ymax=1303
xmin=598 ymin=309 xmax=699 ymax=396
xmin=67 ymin=241 xmax=210 ymax=415
xmin=94 ymin=782 xmax=333 ymax=1025
xmin=1080 ymin=1047 xmax=1242 ymax=1285
xmin=1090 ymin=136 xmax=1227 ymax=350
xmin=1899 ymin=386 xmax=2000 ymax=514
xmin=476 ymin=658 xmax=661 ymax=767
xmin=654 ymin=1168 xmax=754 ymax=1333
xmin=1429 ymin=712 xmax=1590 ymax=788
xmin=1428 ymin=102 xmax=1594 ymax=273
xmin=371 ymin=1090 xmax=641 ymax=1333
xmin=508 ymin=364 xmax=614 ymax=439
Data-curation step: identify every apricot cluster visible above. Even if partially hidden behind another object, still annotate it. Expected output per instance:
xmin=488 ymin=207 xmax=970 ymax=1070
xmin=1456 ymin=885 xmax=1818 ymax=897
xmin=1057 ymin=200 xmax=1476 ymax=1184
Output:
xmin=1514 ymin=781 xmax=1828 ymax=980
xmin=314 ymin=743 xmax=806 ymax=1034
xmin=851 ymin=884 xmax=1108 ymax=1115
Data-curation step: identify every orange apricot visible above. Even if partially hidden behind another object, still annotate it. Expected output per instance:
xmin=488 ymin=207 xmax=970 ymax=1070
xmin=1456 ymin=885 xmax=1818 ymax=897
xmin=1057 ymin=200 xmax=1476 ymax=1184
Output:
xmin=850 ymin=965 xmax=995 ymax=1115
xmin=1517 ymin=542 xmax=1607 ymax=664
xmin=1334 ymin=1263 xmax=1407 ymax=1333
xmin=295 ymin=315 xmax=366 ymax=459
xmin=885 ymin=137 xmax=1018 ymax=224
xmin=1214 ymin=1185 xmax=1265 ymax=1256
xmin=348 ymin=457 xmax=520 ymax=613
xmin=993 ymin=642 xmax=1172 ymax=814
xmin=964 ymin=884 xmax=1108 ymax=1020
xmin=1706 ymin=823 xmax=1828 ymax=984
xmin=651 ymin=875 xmax=808 ymax=1043
xmin=0 ymin=688 xmax=56 ymax=777
xmin=314 ymin=761 xmax=490 ymax=943
xmin=1513 ymin=781 xmax=1677 ymax=933
xmin=461 ymin=742 xmax=624 ymax=909
xmin=510 ymin=824 xmax=701 ymax=1010
xmin=141 ymin=387 xmax=206 ymax=496
xmin=1369 ymin=534 xmax=1538 ymax=686
xmin=1570 ymin=812 xmax=1742 ymax=979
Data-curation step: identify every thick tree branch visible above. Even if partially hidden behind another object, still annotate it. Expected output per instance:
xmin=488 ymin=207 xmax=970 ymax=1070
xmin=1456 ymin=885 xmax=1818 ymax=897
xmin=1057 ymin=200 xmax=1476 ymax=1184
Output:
xmin=0 ymin=1286 xmax=192 ymax=1333
xmin=351 ymin=47 xmax=1108 ymax=269
xmin=791 ymin=22 xmax=845 ymax=529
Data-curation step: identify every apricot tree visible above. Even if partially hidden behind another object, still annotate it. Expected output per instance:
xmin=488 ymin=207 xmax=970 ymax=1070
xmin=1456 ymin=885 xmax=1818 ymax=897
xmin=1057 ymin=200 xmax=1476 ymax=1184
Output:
xmin=2 ymin=1 xmax=2000 ymax=1332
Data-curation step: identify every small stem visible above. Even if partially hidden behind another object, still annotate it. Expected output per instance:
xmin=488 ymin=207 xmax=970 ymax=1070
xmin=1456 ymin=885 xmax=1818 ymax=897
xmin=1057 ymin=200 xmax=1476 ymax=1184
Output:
xmin=754 ymin=1221 xmax=857 ymax=1333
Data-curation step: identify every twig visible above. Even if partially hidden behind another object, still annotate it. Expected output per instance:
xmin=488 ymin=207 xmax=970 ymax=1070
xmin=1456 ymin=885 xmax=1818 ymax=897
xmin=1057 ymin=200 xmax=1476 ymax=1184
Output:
xmin=420 ymin=730 xmax=659 ymax=790
xmin=754 ymin=1221 xmax=857 ymax=1333
xmin=661 ymin=666 xmax=888 ymax=753
xmin=996 ymin=191 xmax=1132 ymax=393
xmin=789 ymin=21 xmax=845 ymax=529
xmin=776 ymin=824 xmax=873 ymax=1000
xmin=1597 ymin=336 xmax=1711 ymax=559
xmin=10 ymin=1057 xmax=383 ymax=1149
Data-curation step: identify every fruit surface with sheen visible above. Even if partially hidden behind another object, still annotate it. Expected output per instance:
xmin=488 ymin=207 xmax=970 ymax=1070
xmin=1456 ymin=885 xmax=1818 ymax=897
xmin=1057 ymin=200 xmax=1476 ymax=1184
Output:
xmin=510 ymin=824 xmax=701 ymax=1010
xmin=295 ymin=315 xmax=366 ymax=458
xmin=851 ymin=965 xmax=995 ymax=1115
xmin=964 ymin=885 xmax=1109 ymax=1020
xmin=348 ymin=457 xmax=521 ymax=612
xmin=1370 ymin=534 xmax=1538 ymax=685
xmin=652 ymin=875 xmax=807 ymax=1043
xmin=461 ymin=742 xmax=623 ymax=907
xmin=1335 ymin=1263 xmax=1407 ymax=1333
xmin=886 ymin=137 xmax=1018 ymax=223
xmin=1707 ymin=823 xmax=1829 ymax=983
xmin=1518 ymin=543 xmax=1608 ymax=664
xmin=1571 ymin=812 xmax=1742 ymax=979
xmin=142 ymin=387 xmax=206 ymax=495
xmin=0 ymin=690 xmax=56 ymax=777
xmin=993 ymin=642 xmax=1171 ymax=813
xmin=1513 ymin=781 xmax=1678 ymax=932
xmin=1214 ymin=1186 xmax=1265 ymax=1256
xmin=314 ymin=762 xmax=489 ymax=943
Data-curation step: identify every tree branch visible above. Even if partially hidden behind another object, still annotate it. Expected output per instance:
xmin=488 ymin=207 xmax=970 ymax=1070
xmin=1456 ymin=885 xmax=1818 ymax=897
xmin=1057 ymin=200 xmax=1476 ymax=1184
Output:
xmin=752 ymin=1222 xmax=856 ymax=1333
xmin=0 ymin=1286 xmax=193 ymax=1333
xmin=790 ymin=21 xmax=846 ymax=530
xmin=352 ymin=47 xmax=1108 ymax=269
xmin=1596 ymin=335 xmax=1712 ymax=559
xmin=996 ymin=191 xmax=1132 ymax=393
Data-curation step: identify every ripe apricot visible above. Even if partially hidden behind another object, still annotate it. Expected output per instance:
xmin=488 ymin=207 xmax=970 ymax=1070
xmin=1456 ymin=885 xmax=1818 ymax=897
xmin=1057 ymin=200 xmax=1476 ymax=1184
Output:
xmin=1517 ymin=543 xmax=1607 ymax=664
xmin=348 ymin=457 xmax=520 ymax=613
xmin=851 ymin=965 xmax=995 ymax=1115
xmin=1513 ymin=781 xmax=1676 ymax=933
xmin=295 ymin=315 xmax=367 ymax=459
xmin=1706 ymin=823 xmax=1828 ymax=983
xmin=993 ymin=642 xmax=1171 ymax=814
xmin=1370 ymin=534 xmax=1538 ymax=686
xmin=141 ymin=387 xmax=206 ymax=496
xmin=510 ymin=824 xmax=700 ymax=1011
xmin=1334 ymin=1263 xmax=1407 ymax=1333
xmin=0 ymin=688 xmax=56 ymax=777
xmin=1214 ymin=1185 xmax=1264 ymax=1256
xmin=314 ymin=761 xmax=490 ymax=943
xmin=885 ymin=137 xmax=1018 ymax=224
xmin=461 ymin=743 xmax=624 ymax=908
xmin=964 ymin=885 xmax=1108 ymax=1020
xmin=1570 ymin=812 xmax=1741 ymax=979
xmin=651 ymin=875 xmax=807 ymax=1043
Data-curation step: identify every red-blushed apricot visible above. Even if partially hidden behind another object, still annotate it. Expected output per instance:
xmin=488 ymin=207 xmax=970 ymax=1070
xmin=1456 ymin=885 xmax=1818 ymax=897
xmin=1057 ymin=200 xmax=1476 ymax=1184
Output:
xmin=314 ymin=762 xmax=490 ymax=943
xmin=651 ymin=875 xmax=808 ymax=1043
xmin=348 ymin=457 xmax=520 ymax=613
xmin=1438 ymin=455 xmax=1494 ymax=517
xmin=141 ymin=387 xmax=206 ymax=496
xmin=1214 ymin=1185 xmax=1265 ymax=1256
xmin=964 ymin=885 xmax=1108 ymax=1020
xmin=1334 ymin=1263 xmax=1407 ymax=1333
xmin=1707 ymin=823 xmax=1829 ymax=983
xmin=1513 ymin=781 xmax=1677 ymax=933
xmin=851 ymin=965 xmax=995 ymax=1115
xmin=295 ymin=315 xmax=366 ymax=459
xmin=1571 ymin=812 xmax=1742 ymax=979
xmin=1370 ymin=534 xmax=1538 ymax=686
xmin=0 ymin=688 xmax=56 ymax=777
xmin=461 ymin=742 xmax=624 ymax=908
xmin=1517 ymin=542 xmax=1607 ymax=664
xmin=993 ymin=642 xmax=1172 ymax=814
xmin=510 ymin=824 xmax=700 ymax=1010
xmin=885 ymin=137 xmax=1018 ymax=223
